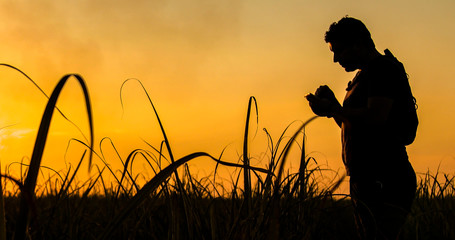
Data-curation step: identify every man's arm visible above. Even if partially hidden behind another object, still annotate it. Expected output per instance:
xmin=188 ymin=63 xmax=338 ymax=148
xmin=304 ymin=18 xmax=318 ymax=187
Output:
xmin=306 ymin=84 xmax=394 ymax=128
xmin=332 ymin=96 xmax=394 ymax=126
xmin=307 ymin=93 xmax=393 ymax=126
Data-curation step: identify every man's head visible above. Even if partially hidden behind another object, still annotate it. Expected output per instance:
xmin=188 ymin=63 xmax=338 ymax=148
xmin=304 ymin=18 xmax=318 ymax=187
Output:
xmin=325 ymin=17 xmax=376 ymax=72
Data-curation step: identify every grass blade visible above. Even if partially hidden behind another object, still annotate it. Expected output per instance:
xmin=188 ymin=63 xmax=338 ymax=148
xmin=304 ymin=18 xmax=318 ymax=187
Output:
xmin=14 ymin=74 xmax=94 ymax=240
xmin=243 ymin=96 xmax=258 ymax=214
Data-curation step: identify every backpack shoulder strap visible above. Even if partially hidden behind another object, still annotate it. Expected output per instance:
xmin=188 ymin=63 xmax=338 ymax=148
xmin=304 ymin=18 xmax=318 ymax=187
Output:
xmin=384 ymin=49 xmax=403 ymax=69
xmin=384 ymin=49 xmax=395 ymax=59
xmin=384 ymin=49 xmax=418 ymax=109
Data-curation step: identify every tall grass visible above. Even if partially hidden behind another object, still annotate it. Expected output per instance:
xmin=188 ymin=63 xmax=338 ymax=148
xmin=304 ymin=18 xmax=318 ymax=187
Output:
xmin=401 ymin=170 xmax=455 ymax=239
xmin=0 ymin=66 xmax=453 ymax=239
xmin=10 ymin=72 xmax=94 ymax=240
xmin=242 ymin=96 xmax=256 ymax=231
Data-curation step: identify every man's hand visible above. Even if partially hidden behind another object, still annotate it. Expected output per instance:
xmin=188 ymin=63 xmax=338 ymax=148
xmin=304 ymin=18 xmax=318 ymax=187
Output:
xmin=306 ymin=93 xmax=333 ymax=117
xmin=315 ymin=85 xmax=338 ymax=103
xmin=306 ymin=85 xmax=342 ymax=117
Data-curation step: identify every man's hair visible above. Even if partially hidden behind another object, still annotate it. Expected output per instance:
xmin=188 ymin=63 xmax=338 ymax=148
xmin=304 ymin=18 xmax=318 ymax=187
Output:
xmin=325 ymin=17 xmax=375 ymax=48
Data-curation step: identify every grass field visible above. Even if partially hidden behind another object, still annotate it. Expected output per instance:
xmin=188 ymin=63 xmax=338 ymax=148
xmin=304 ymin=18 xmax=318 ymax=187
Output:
xmin=2 ymin=164 xmax=454 ymax=239
xmin=0 ymin=67 xmax=454 ymax=239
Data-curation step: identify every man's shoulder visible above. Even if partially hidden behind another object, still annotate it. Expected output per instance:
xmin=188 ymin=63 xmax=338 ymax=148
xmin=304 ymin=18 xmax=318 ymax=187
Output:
xmin=367 ymin=55 xmax=404 ymax=76
xmin=372 ymin=55 xmax=400 ymax=68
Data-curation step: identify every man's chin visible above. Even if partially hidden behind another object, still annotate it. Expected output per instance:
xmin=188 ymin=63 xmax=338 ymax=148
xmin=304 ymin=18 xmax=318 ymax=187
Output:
xmin=343 ymin=66 xmax=357 ymax=72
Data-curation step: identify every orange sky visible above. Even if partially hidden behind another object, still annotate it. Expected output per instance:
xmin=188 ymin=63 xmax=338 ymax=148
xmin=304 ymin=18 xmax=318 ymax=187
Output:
xmin=0 ymin=0 xmax=454 ymax=193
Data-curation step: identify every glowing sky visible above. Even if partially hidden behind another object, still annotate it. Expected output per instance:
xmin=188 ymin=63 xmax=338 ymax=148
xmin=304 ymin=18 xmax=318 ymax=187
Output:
xmin=0 ymin=0 xmax=454 ymax=190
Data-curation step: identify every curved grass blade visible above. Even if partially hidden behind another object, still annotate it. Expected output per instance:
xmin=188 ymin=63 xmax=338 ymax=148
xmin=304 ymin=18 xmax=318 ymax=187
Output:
xmin=120 ymin=78 xmax=186 ymax=196
xmin=14 ymin=74 xmax=94 ymax=240
xmin=243 ymin=96 xmax=258 ymax=208
xmin=120 ymin=79 xmax=175 ymax=162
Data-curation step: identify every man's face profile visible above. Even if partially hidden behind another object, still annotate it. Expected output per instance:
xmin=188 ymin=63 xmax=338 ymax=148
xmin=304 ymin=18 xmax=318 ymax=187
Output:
xmin=329 ymin=41 xmax=359 ymax=72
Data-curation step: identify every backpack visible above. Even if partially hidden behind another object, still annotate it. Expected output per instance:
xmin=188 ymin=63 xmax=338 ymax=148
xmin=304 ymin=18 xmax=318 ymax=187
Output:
xmin=384 ymin=49 xmax=418 ymax=145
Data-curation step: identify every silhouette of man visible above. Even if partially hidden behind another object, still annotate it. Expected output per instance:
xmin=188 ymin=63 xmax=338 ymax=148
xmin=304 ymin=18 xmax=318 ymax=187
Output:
xmin=306 ymin=17 xmax=417 ymax=239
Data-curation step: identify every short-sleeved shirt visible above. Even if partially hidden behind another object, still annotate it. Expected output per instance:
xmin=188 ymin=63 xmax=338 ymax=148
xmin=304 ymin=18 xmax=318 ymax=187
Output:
xmin=342 ymin=55 xmax=409 ymax=179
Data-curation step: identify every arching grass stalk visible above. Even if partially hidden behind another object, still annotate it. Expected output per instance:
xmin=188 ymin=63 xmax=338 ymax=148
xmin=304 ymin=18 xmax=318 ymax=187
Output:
xmin=119 ymin=79 xmax=193 ymax=226
xmin=243 ymin=96 xmax=258 ymax=224
xmin=120 ymin=80 xmax=179 ymax=172
xmin=14 ymin=74 xmax=94 ymax=240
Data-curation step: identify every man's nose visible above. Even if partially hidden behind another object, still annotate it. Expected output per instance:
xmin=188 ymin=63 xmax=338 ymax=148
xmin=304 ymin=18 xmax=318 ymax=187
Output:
xmin=333 ymin=54 xmax=339 ymax=63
